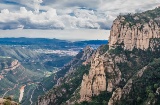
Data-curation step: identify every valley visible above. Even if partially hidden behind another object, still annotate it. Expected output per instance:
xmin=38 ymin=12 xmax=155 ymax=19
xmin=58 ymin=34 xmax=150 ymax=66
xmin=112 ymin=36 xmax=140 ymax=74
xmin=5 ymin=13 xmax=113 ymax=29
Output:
xmin=0 ymin=38 xmax=107 ymax=105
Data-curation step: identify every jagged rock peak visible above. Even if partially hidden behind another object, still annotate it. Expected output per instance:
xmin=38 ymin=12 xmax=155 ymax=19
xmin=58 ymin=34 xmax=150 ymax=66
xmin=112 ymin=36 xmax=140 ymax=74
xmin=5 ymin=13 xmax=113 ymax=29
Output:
xmin=83 ymin=45 xmax=93 ymax=51
xmin=109 ymin=7 xmax=160 ymax=51
xmin=81 ymin=46 xmax=94 ymax=60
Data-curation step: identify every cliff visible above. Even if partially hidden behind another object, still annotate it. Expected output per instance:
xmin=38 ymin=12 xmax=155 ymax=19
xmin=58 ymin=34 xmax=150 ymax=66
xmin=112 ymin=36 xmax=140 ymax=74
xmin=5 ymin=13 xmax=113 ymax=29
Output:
xmin=80 ymin=46 xmax=121 ymax=102
xmin=109 ymin=7 xmax=160 ymax=50
xmin=79 ymin=7 xmax=160 ymax=105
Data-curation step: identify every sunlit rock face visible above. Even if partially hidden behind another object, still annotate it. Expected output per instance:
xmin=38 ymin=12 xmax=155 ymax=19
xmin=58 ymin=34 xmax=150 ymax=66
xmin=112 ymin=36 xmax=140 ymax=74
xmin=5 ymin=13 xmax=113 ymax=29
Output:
xmin=109 ymin=16 xmax=160 ymax=51
xmin=79 ymin=47 xmax=121 ymax=102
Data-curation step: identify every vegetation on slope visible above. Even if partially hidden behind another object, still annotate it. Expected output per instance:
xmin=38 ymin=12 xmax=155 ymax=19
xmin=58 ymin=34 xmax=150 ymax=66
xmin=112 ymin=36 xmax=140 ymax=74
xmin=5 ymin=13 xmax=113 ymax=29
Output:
xmin=120 ymin=7 xmax=160 ymax=26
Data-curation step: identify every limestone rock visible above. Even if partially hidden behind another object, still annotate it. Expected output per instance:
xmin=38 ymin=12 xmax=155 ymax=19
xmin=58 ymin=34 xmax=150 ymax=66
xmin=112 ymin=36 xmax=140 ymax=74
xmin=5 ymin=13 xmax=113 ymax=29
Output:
xmin=79 ymin=48 xmax=121 ymax=102
xmin=109 ymin=16 xmax=160 ymax=51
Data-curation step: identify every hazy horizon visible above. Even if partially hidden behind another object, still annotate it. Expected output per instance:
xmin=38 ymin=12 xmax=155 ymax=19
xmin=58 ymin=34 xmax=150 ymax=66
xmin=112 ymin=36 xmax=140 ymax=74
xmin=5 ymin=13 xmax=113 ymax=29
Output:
xmin=0 ymin=29 xmax=110 ymax=41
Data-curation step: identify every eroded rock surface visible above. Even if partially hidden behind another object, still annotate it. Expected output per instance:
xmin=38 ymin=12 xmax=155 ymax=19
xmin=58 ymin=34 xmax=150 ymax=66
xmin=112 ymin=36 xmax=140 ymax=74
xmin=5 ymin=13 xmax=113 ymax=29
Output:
xmin=109 ymin=16 xmax=160 ymax=50
xmin=79 ymin=48 xmax=121 ymax=102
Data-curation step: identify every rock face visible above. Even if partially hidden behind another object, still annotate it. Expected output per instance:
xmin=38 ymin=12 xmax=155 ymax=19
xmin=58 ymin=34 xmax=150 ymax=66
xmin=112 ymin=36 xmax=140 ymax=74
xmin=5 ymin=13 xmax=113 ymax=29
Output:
xmin=109 ymin=8 xmax=160 ymax=50
xmin=79 ymin=47 xmax=121 ymax=102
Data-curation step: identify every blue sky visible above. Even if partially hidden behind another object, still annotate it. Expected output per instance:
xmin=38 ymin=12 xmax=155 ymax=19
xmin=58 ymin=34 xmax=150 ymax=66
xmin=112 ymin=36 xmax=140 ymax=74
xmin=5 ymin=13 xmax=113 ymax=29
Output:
xmin=0 ymin=0 xmax=159 ymax=40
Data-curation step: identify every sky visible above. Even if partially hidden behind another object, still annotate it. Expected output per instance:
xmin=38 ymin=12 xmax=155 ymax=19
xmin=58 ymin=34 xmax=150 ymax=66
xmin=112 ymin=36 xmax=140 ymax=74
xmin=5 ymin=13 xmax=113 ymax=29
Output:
xmin=0 ymin=0 xmax=159 ymax=40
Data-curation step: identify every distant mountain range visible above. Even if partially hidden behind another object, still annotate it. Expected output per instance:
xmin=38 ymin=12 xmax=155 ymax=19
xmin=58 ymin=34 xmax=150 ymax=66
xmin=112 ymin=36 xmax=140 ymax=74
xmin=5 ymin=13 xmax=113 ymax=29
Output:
xmin=0 ymin=37 xmax=108 ymax=47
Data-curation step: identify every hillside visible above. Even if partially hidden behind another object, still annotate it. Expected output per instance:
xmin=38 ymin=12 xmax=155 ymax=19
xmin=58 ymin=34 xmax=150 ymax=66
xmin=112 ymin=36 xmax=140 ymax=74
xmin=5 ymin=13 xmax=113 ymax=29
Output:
xmin=0 ymin=98 xmax=19 ymax=105
xmin=37 ymin=7 xmax=160 ymax=105
xmin=38 ymin=46 xmax=94 ymax=105
xmin=0 ymin=57 xmax=43 ymax=102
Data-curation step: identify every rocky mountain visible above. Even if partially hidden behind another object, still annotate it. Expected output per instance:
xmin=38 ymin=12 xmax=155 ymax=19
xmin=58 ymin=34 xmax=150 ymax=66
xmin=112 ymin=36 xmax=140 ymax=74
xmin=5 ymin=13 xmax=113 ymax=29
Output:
xmin=37 ymin=7 xmax=160 ymax=105
xmin=109 ymin=7 xmax=160 ymax=50
xmin=79 ymin=7 xmax=160 ymax=105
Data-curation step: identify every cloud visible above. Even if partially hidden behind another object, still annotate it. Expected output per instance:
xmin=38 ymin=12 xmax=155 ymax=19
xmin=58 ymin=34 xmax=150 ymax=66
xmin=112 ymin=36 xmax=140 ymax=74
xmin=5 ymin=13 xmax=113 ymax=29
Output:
xmin=0 ymin=0 xmax=159 ymax=30
xmin=0 ymin=7 xmax=64 ymax=30
xmin=0 ymin=6 xmax=109 ymax=30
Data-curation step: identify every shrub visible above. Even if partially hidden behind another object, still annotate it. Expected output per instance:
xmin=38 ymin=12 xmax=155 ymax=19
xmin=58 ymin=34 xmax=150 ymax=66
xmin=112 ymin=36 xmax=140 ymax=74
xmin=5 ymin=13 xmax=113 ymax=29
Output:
xmin=3 ymin=100 xmax=11 ymax=105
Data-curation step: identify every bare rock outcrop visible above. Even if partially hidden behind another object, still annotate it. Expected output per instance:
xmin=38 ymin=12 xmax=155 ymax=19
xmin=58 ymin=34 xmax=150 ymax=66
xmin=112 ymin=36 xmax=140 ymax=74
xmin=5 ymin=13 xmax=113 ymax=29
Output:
xmin=4 ymin=60 xmax=20 ymax=71
xmin=79 ymin=48 xmax=121 ymax=102
xmin=0 ymin=59 xmax=20 ymax=72
xmin=109 ymin=16 xmax=160 ymax=50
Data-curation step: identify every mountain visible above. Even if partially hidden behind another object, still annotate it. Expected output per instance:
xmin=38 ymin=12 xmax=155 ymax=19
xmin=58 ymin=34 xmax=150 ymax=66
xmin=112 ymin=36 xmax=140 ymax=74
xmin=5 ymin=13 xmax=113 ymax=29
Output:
xmin=109 ymin=7 xmax=160 ymax=50
xmin=0 ymin=38 xmax=108 ymax=50
xmin=38 ymin=7 xmax=160 ymax=105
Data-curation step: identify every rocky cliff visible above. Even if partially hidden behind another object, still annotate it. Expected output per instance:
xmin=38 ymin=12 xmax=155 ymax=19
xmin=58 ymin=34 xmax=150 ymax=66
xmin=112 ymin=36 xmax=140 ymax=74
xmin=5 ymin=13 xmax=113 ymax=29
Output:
xmin=79 ymin=46 xmax=121 ymax=102
xmin=109 ymin=7 xmax=160 ymax=50
xmin=79 ymin=7 xmax=160 ymax=105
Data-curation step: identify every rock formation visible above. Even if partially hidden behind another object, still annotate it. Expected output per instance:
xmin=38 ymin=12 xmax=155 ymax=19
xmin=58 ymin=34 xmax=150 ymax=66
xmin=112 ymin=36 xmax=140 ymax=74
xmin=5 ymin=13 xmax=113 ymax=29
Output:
xmin=109 ymin=9 xmax=160 ymax=50
xmin=79 ymin=47 xmax=121 ymax=102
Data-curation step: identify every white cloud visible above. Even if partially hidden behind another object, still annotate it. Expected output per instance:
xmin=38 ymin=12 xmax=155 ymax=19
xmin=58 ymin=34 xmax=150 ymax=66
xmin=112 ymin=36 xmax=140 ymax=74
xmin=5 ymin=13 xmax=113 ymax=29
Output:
xmin=0 ymin=6 xmax=109 ymax=30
